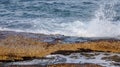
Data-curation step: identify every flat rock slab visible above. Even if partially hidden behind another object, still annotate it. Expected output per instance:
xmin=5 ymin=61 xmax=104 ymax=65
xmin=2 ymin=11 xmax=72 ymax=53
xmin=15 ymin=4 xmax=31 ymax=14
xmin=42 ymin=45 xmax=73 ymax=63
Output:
xmin=0 ymin=31 xmax=120 ymax=67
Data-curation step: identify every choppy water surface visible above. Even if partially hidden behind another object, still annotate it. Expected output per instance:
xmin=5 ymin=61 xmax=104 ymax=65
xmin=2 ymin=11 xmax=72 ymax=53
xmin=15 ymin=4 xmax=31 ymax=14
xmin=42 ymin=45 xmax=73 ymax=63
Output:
xmin=0 ymin=0 xmax=120 ymax=37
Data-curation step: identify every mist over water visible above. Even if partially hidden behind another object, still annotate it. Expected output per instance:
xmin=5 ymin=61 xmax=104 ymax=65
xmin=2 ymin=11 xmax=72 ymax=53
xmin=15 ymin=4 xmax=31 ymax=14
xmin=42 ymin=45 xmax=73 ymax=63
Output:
xmin=0 ymin=0 xmax=120 ymax=37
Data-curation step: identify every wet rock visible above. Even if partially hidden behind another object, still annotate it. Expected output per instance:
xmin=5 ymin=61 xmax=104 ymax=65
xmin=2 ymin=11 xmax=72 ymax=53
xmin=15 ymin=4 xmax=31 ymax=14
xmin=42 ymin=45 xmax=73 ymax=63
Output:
xmin=48 ymin=63 xmax=103 ymax=67
xmin=4 ymin=63 xmax=103 ymax=67
xmin=102 ymin=55 xmax=120 ymax=62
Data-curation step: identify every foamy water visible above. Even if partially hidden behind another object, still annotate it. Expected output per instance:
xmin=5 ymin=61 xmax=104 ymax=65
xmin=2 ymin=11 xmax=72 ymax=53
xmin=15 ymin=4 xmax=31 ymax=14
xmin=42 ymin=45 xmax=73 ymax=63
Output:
xmin=7 ymin=52 xmax=120 ymax=67
xmin=0 ymin=0 xmax=120 ymax=37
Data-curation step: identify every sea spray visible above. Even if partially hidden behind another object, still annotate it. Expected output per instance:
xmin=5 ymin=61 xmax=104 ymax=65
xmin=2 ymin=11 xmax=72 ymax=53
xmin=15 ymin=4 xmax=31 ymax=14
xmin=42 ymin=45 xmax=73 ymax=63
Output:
xmin=0 ymin=0 xmax=120 ymax=37
xmin=86 ymin=0 xmax=120 ymax=37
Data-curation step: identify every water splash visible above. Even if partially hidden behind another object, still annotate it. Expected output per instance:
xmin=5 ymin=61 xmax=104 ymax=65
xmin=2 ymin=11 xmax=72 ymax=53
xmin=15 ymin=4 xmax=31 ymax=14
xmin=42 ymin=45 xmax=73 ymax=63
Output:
xmin=39 ymin=0 xmax=120 ymax=37
xmin=86 ymin=0 xmax=120 ymax=37
xmin=0 ymin=0 xmax=120 ymax=38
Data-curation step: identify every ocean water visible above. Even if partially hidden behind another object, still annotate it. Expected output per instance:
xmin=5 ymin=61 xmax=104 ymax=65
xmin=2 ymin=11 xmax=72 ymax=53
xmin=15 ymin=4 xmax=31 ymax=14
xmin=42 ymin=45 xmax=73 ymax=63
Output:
xmin=0 ymin=0 xmax=120 ymax=37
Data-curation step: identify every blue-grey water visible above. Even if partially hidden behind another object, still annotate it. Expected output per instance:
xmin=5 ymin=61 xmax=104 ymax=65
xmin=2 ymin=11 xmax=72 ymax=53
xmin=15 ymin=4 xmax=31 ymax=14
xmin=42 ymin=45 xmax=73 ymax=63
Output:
xmin=0 ymin=0 xmax=120 ymax=37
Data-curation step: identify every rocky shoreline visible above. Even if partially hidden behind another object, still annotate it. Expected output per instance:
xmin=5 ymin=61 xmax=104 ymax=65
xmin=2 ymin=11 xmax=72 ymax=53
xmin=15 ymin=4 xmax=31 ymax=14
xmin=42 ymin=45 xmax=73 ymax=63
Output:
xmin=3 ymin=63 xmax=103 ymax=67
xmin=0 ymin=31 xmax=120 ymax=67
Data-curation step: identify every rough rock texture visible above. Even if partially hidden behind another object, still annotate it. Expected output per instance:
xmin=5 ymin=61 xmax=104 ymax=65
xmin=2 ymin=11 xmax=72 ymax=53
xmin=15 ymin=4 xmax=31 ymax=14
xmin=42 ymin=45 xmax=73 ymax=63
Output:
xmin=0 ymin=31 xmax=120 ymax=61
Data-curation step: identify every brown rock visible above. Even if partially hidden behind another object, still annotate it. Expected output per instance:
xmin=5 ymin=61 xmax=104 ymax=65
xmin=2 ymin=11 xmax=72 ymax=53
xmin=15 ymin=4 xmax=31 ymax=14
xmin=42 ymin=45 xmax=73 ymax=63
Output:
xmin=0 ymin=31 xmax=120 ymax=61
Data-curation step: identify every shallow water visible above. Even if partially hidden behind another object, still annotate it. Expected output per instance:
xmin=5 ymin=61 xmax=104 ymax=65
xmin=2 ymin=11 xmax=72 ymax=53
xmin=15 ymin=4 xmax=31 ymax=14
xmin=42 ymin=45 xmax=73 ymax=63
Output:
xmin=0 ymin=0 xmax=120 ymax=37
xmin=5 ymin=52 xmax=120 ymax=67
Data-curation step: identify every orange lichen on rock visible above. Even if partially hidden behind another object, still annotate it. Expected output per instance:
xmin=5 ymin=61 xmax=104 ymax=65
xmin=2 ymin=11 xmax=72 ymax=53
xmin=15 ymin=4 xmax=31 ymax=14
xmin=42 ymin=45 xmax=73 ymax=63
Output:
xmin=0 ymin=34 xmax=120 ymax=61
xmin=51 ymin=40 xmax=120 ymax=53
xmin=0 ymin=35 xmax=50 ymax=61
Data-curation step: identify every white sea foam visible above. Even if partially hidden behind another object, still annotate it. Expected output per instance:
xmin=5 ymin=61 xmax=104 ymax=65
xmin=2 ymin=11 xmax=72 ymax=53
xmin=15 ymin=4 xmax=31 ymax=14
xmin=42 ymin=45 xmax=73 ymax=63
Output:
xmin=0 ymin=0 xmax=120 ymax=38
xmin=7 ymin=52 xmax=120 ymax=67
